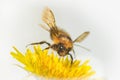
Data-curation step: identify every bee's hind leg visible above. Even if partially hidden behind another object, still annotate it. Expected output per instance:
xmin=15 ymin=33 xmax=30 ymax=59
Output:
xmin=26 ymin=41 xmax=51 ymax=47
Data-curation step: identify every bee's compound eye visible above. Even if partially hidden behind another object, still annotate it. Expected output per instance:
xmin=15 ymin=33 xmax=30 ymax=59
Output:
xmin=59 ymin=45 xmax=65 ymax=51
xmin=60 ymin=46 xmax=64 ymax=50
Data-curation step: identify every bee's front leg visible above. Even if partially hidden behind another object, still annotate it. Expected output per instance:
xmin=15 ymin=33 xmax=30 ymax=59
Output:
xmin=43 ymin=46 xmax=50 ymax=50
xmin=68 ymin=53 xmax=73 ymax=64
xmin=26 ymin=41 xmax=51 ymax=47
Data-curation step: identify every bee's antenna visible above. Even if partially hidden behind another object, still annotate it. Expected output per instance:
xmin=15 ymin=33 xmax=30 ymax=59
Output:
xmin=74 ymin=44 xmax=90 ymax=51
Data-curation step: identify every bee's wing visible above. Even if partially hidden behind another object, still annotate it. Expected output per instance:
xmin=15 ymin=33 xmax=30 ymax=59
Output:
xmin=42 ymin=7 xmax=56 ymax=29
xmin=39 ymin=24 xmax=50 ymax=32
xmin=73 ymin=32 xmax=90 ymax=43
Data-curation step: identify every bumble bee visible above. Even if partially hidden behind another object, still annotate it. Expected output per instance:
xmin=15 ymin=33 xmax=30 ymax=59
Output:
xmin=28 ymin=7 xmax=90 ymax=63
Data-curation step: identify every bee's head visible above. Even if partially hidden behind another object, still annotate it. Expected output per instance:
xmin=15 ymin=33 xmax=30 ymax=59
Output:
xmin=51 ymin=43 xmax=71 ymax=56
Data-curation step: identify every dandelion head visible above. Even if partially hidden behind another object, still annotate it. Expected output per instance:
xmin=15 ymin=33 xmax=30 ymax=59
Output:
xmin=11 ymin=45 xmax=95 ymax=80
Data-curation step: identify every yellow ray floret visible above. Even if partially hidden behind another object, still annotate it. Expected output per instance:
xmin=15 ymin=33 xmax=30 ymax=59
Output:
xmin=11 ymin=45 xmax=95 ymax=80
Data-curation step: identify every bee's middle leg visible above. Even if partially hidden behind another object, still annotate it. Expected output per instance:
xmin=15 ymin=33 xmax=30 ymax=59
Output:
xmin=27 ymin=41 xmax=51 ymax=47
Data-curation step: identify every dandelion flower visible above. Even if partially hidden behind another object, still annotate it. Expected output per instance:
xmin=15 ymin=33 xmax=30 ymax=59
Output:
xmin=11 ymin=45 xmax=95 ymax=80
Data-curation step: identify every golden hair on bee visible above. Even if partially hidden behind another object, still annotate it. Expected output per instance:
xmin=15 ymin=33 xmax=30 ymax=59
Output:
xmin=27 ymin=7 xmax=90 ymax=63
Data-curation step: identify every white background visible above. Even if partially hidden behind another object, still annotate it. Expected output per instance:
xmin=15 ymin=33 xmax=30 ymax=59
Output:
xmin=0 ymin=0 xmax=120 ymax=80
